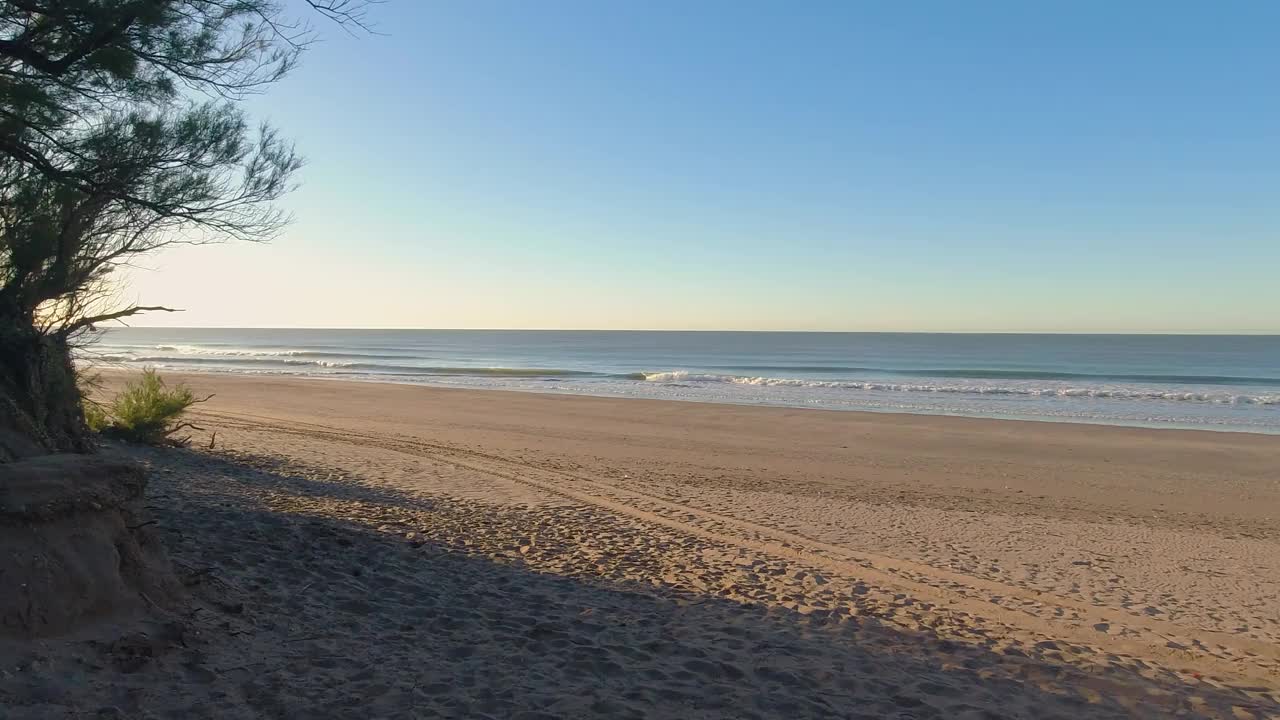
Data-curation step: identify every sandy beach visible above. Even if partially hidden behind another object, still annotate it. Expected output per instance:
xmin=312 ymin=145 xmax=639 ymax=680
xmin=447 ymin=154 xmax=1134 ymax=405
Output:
xmin=4 ymin=372 xmax=1279 ymax=718
xmin=2 ymin=2 xmax=1275 ymax=717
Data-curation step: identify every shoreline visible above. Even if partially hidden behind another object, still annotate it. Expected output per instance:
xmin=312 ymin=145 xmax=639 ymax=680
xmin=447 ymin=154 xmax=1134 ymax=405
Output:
xmin=272 ymin=371 xmax=1280 ymax=437
xmin=100 ymin=366 xmax=1280 ymax=436
xmin=103 ymin=370 xmax=1280 ymax=531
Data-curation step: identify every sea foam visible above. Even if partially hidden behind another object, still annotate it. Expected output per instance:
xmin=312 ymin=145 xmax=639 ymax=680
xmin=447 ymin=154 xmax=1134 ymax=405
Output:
xmin=635 ymin=371 xmax=1279 ymax=405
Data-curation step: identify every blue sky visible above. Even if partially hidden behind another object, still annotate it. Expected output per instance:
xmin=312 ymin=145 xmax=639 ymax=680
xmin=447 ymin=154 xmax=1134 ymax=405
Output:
xmin=127 ymin=1 xmax=1280 ymax=331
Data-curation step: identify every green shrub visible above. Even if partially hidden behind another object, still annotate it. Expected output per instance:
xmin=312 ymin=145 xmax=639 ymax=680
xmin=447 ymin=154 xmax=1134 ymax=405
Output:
xmin=83 ymin=400 xmax=111 ymax=433
xmin=94 ymin=369 xmax=209 ymax=445
xmin=76 ymin=370 xmax=110 ymax=432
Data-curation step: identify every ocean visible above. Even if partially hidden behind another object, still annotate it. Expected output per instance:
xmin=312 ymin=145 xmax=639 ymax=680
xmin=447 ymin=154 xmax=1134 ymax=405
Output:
xmin=87 ymin=329 xmax=1280 ymax=434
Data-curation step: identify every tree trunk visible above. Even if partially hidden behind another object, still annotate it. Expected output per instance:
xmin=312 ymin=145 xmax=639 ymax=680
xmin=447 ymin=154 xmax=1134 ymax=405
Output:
xmin=0 ymin=317 xmax=92 ymax=462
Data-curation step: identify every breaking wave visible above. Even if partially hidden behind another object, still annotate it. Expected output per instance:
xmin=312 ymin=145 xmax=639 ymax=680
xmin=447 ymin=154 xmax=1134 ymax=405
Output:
xmin=137 ymin=345 xmax=411 ymax=360
xmin=718 ymin=366 xmax=1280 ymax=387
xmin=632 ymin=371 xmax=1280 ymax=405
xmin=93 ymin=353 xmax=597 ymax=378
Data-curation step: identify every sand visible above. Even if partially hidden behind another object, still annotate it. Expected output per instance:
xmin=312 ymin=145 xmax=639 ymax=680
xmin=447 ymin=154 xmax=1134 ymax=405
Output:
xmin=3 ymin=372 xmax=1278 ymax=718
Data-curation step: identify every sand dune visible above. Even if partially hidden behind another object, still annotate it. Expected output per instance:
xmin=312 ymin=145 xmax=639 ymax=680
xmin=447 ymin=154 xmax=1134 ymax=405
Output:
xmin=3 ymin=373 xmax=1278 ymax=718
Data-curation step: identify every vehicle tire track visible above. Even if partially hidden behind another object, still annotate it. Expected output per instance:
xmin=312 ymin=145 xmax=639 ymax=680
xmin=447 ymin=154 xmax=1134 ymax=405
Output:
xmin=194 ymin=409 xmax=1280 ymax=683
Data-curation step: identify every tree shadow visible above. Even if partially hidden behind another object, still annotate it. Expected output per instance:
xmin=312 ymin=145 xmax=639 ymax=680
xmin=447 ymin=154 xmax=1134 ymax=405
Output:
xmin=9 ymin=446 xmax=1273 ymax=720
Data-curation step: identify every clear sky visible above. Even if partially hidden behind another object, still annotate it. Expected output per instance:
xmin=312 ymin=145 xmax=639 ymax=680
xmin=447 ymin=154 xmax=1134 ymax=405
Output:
xmin=124 ymin=1 xmax=1280 ymax=332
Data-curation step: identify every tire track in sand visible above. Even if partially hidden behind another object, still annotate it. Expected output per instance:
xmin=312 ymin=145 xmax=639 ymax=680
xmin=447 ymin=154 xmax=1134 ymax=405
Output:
xmin=195 ymin=409 xmax=1280 ymax=684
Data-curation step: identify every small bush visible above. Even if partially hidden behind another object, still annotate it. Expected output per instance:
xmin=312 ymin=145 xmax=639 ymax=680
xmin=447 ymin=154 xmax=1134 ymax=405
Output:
xmin=76 ymin=370 xmax=110 ymax=432
xmin=93 ymin=369 xmax=209 ymax=445
xmin=83 ymin=400 xmax=111 ymax=433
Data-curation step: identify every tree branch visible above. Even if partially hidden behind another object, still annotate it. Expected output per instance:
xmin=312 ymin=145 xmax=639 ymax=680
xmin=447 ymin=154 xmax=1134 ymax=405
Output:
xmin=63 ymin=304 xmax=183 ymax=334
xmin=0 ymin=7 xmax=143 ymax=78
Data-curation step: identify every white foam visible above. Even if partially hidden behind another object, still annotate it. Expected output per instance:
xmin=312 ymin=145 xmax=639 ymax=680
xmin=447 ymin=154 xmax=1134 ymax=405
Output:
xmin=153 ymin=344 xmax=311 ymax=357
xmin=636 ymin=371 xmax=1279 ymax=405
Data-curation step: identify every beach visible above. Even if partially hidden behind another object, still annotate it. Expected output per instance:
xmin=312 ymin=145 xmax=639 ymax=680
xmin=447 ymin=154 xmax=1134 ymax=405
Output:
xmin=6 ymin=372 xmax=1279 ymax=718
xmin=2 ymin=1 xmax=1276 ymax=717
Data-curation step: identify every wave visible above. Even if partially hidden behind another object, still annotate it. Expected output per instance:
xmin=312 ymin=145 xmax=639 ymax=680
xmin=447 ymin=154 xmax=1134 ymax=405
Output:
xmin=351 ymin=366 xmax=597 ymax=378
xmin=138 ymin=345 xmax=413 ymax=361
xmin=94 ymin=354 xmax=598 ymax=378
xmin=99 ymin=356 xmax=364 ymax=368
xmin=718 ymin=365 xmax=1280 ymax=387
xmin=633 ymin=371 xmax=1280 ymax=405
xmin=96 ymin=346 xmax=1280 ymax=387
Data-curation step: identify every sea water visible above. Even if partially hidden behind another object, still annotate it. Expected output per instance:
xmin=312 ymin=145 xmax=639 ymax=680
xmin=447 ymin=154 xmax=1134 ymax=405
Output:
xmin=88 ymin=329 xmax=1280 ymax=433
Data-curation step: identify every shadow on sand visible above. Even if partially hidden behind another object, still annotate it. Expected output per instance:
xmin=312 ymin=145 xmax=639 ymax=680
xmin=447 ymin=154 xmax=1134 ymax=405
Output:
xmin=5 ymin=446 xmax=1273 ymax=719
